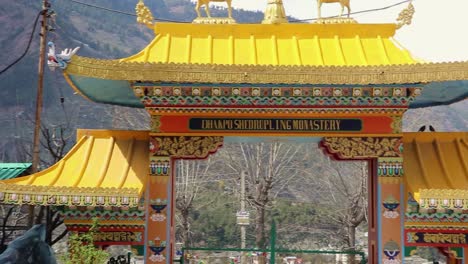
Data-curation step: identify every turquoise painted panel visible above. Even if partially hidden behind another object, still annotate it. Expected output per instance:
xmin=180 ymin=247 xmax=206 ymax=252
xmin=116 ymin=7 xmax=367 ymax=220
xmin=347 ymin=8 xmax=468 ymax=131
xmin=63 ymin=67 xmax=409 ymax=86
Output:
xmin=68 ymin=75 xmax=144 ymax=108
xmin=68 ymin=75 xmax=467 ymax=109
xmin=0 ymin=163 xmax=31 ymax=180
xmin=409 ymin=81 xmax=468 ymax=109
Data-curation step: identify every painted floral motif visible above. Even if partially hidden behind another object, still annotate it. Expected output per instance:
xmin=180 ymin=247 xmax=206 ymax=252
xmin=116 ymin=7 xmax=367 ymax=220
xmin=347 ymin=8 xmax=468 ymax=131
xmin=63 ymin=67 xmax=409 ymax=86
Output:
xmin=333 ymin=89 xmax=342 ymax=96
xmin=353 ymin=88 xmax=362 ymax=96
xmin=393 ymin=88 xmax=403 ymax=96
xmin=383 ymin=240 xmax=400 ymax=264
xmin=149 ymin=254 xmax=165 ymax=263
xmin=383 ymin=195 xmax=400 ymax=219
xmin=373 ymin=88 xmax=383 ymax=96
xmin=212 ymin=88 xmax=221 ymax=96
xmin=252 ymin=88 xmax=261 ymax=96
xmin=150 ymin=213 xmax=166 ymax=222
xmin=192 ymin=88 xmax=201 ymax=96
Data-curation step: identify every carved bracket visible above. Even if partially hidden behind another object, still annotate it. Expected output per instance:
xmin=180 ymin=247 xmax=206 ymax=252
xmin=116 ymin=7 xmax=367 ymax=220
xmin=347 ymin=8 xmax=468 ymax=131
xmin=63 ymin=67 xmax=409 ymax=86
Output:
xmin=149 ymin=136 xmax=223 ymax=158
xmin=320 ymin=137 xmax=402 ymax=160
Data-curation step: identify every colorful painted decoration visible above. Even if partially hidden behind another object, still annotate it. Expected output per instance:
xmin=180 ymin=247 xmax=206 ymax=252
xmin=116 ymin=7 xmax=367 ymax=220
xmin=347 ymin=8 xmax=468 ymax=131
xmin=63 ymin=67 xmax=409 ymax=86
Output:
xmin=47 ymin=42 xmax=80 ymax=71
xmin=383 ymin=240 xmax=401 ymax=264
xmin=383 ymin=195 xmax=400 ymax=219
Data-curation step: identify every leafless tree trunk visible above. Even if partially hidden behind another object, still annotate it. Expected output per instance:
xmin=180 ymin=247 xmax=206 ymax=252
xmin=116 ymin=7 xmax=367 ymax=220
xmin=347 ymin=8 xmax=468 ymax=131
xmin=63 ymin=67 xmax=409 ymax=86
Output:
xmin=217 ymin=141 xmax=304 ymax=248
xmin=305 ymin=152 xmax=367 ymax=251
xmin=175 ymin=158 xmax=215 ymax=247
xmin=0 ymin=205 xmax=28 ymax=252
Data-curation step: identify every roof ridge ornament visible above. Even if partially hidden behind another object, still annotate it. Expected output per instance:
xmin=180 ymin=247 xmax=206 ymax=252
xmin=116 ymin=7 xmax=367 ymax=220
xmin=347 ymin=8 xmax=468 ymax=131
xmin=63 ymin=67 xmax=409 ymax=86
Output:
xmin=315 ymin=0 xmax=356 ymax=24
xmin=262 ymin=0 xmax=289 ymax=24
xmin=396 ymin=1 xmax=415 ymax=30
xmin=136 ymin=0 xmax=154 ymax=28
xmin=193 ymin=0 xmax=236 ymax=24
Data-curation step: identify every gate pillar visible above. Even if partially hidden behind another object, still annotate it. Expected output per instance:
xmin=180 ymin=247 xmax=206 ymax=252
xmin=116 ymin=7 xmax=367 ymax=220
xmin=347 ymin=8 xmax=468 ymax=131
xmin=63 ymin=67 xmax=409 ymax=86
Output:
xmin=321 ymin=137 xmax=405 ymax=264
xmin=145 ymin=132 xmax=223 ymax=264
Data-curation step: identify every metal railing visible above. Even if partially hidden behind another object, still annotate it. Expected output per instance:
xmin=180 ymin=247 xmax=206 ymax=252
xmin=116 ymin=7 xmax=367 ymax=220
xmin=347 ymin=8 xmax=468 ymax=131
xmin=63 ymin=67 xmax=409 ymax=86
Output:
xmin=178 ymin=247 xmax=366 ymax=264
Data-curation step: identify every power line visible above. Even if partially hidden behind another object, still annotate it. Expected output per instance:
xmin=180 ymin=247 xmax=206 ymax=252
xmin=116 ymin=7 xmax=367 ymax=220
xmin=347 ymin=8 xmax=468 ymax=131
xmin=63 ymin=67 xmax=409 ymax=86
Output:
xmin=291 ymin=0 xmax=413 ymax=22
xmin=67 ymin=0 xmax=412 ymax=24
xmin=0 ymin=10 xmax=44 ymax=76
xmin=66 ymin=0 xmax=189 ymax=23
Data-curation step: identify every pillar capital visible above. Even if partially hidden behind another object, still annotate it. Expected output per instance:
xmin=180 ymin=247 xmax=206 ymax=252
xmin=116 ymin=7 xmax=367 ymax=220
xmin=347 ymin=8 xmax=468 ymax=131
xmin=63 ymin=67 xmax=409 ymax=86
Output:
xmin=320 ymin=136 xmax=403 ymax=160
xmin=149 ymin=136 xmax=223 ymax=159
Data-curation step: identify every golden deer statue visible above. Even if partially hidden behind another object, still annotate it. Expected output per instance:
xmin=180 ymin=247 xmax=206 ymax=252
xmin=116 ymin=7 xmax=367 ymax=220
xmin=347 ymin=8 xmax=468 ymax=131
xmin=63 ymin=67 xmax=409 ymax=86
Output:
xmin=317 ymin=0 xmax=350 ymax=18
xmin=195 ymin=0 xmax=233 ymax=18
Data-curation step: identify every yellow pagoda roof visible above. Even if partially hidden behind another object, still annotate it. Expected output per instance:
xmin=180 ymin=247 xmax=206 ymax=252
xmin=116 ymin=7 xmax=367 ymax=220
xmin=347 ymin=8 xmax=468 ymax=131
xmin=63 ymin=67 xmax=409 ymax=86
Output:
xmin=403 ymin=132 xmax=468 ymax=206
xmin=65 ymin=22 xmax=468 ymax=85
xmin=0 ymin=130 xmax=148 ymax=207
xmin=121 ymin=23 xmax=417 ymax=66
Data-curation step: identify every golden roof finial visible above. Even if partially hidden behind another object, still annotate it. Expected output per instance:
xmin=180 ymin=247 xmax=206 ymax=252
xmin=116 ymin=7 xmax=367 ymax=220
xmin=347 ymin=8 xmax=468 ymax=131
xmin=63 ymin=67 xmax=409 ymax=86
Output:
xmin=262 ymin=0 xmax=289 ymax=24
xmin=396 ymin=1 xmax=415 ymax=30
xmin=136 ymin=0 xmax=154 ymax=27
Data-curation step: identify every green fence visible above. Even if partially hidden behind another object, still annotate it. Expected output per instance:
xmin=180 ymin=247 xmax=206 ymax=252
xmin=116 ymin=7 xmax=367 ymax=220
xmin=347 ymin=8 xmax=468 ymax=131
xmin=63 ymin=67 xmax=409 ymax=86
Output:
xmin=176 ymin=222 xmax=366 ymax=264
xmin=178 ymin=247 xmax=366 ymax=264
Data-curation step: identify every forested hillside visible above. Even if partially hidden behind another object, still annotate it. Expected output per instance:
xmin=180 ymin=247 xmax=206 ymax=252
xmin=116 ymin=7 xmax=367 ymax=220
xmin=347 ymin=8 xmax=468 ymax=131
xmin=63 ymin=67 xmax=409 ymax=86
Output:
xmin=0 ymin=0 xmax=264 ymax=162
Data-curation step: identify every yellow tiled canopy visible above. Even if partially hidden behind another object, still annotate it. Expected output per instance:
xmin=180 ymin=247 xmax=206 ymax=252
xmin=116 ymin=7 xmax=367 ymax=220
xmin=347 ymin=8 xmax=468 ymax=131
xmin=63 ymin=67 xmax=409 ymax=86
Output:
xmin=0 ymin=130 xmax=149 ymax=207
xmin=121 ymin=23 xmax=417 ymax=66
xmin=403 ymin=132 xmax=468 ymax=206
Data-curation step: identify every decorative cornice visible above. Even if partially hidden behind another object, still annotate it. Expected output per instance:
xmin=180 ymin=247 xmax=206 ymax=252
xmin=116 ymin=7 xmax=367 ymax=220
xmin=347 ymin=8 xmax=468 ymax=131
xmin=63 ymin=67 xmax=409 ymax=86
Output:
xmin=66 ymin=56 xmax=468 ymax=85
xmin=320 ymin=137 xmax=402 ymax=159
xmin=419 ymin=189 xmax=468 ymax=212
xmin=146 ymin=107 xmax=408 ymax=115
xmin=405 ymin=212 xmax=468 ymax=223
xmin=133 ymin=85 xmax=418 ymax=108
xmin=150 ymin=136 xmax=223 ymax=158
xmin=0 ymin=185 xmax=140 ymax=207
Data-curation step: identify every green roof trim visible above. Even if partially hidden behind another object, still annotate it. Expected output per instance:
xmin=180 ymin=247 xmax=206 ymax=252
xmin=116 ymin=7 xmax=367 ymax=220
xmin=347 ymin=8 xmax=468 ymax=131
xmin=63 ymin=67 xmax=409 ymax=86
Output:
xmin=0 ymin=163 xmax=31 ymax=180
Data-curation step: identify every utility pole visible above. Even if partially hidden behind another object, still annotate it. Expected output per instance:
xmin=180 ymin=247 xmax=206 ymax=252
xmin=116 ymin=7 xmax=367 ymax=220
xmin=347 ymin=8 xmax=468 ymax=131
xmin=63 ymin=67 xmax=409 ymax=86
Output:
xmin=240 ymin=170 xmax=246 ymax=249
xmin=28 ymin=0 xmax=50 ymax=229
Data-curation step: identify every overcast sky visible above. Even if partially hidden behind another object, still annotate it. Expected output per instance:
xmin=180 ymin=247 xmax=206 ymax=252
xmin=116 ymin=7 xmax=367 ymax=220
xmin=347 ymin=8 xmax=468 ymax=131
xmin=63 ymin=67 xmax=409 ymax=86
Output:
xmin=206 ymin=0 xmax=468 ymax=62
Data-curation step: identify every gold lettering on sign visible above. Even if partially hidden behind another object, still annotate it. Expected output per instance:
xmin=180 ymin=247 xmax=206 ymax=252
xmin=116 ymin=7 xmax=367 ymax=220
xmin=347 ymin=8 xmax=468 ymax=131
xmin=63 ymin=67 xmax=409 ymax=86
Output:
xmin=421 ymin=233 xmax=467 ymax=244
xmin=85 ymin=231 xmax=141 ymax=242
xmin=194 ymin=118 xmax=355 ymax=131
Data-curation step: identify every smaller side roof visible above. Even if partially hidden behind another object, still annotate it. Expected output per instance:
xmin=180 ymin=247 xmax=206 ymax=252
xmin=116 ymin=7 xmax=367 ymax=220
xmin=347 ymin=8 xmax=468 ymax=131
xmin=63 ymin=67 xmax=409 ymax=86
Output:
xmin=0 ymin=163 xmax=31 ymax=180
xmin=0 ymin=130 xmax=149 ymax=207
xmin=403 ymin=132 xmax=468 ymax=210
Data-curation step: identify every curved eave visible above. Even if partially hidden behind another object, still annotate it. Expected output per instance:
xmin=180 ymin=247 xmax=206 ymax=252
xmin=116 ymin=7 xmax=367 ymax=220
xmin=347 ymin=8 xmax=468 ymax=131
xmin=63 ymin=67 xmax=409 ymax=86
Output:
xmin=65 ymin=56 xmax=468 ymax=108
xmin=64 ymin=73 xmax=143 ymax=108
xmin=403 ymin=132 xmax=468 ymax=193
xmin=410 ymin=81 xmax=468 ymax=109
xmin=0 ymin=130 xmax=149 ymax=207
xmin=66 ymin=56 xmax=468 ymax=85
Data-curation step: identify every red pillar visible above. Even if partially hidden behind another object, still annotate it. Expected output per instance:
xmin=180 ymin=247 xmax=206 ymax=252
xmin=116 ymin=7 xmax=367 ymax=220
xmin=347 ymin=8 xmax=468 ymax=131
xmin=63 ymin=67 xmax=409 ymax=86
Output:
xmin=377 ymin=157 xmax=404 ymax=264
xmin=145 ymin=135 xmax=223 ymax=263
xmin=145 ymin=155 xmax=173 ymax=263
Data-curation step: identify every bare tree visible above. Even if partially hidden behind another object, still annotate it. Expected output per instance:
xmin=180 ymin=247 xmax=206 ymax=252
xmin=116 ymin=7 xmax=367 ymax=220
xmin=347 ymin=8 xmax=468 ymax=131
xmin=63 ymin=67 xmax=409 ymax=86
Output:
xmin=304 ymin=151 xmax=368 ymax=250
xmin=175 ymin=158 xmax=216 ymax=248
xmin=216 ymin=141 xmax=305 ymax=248
xmin=0 ymin=205 xmax=28 ymax=252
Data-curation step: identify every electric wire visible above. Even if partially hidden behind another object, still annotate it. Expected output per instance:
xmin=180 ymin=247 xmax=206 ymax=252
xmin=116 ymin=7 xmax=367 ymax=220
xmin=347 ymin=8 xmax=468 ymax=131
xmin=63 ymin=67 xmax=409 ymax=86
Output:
xmin=0 ymin=10 xmax=44 ymax=75
xmin=66 ymin=0 xmax=412 ymax=24
xmin=66 ymin=0 xmax=190 ymax=23
xmin=1 ymin=0 xmax=413 ymax=75
xmin=291 ymin=0 xmax=413 ymax=22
